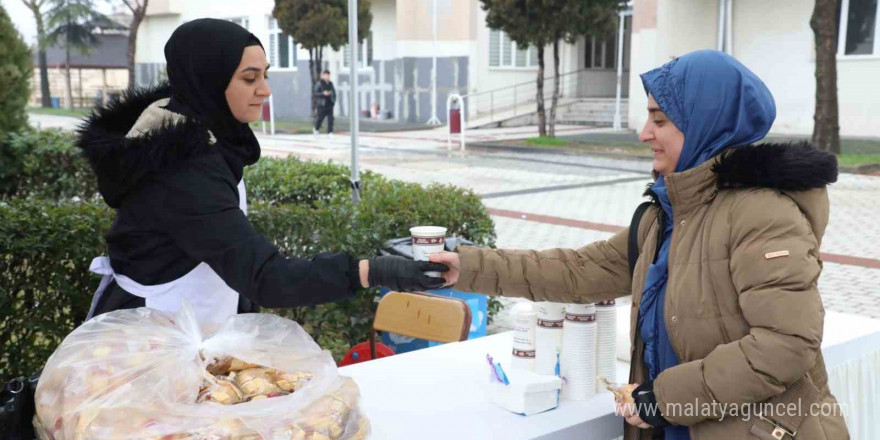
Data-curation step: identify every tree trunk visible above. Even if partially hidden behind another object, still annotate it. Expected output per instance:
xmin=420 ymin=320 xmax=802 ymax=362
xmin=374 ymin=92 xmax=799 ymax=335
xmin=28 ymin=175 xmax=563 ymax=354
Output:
xmin=810 ymin=0 xmax=841 ymax=154
xmin=308 ymin=48 xmax=317 ymax=121
xmin=127 ymin=7 xmax=145 ymax=89
xmin=35 ymin=14 xmax=52 ymax=108
xmin=549 ymin=39 xmax=561 ymax=138
xmin=535 ymin=45 xmax=547 ymax=137
xmin=64 ymin=33 xmax=73 ymax=110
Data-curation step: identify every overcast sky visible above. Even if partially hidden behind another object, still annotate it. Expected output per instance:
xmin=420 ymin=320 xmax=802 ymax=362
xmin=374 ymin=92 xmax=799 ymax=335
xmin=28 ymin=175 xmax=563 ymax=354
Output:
xmin=3 ymin=0 xmax=117 ymax=47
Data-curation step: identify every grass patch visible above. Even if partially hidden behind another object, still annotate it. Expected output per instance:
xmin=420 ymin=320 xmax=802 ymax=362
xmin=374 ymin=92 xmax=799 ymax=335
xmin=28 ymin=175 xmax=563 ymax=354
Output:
xmin=525 ymin=136 xmax=570 ymax=147
xmin=838 ymin=154 xmax=880 ymax=167
xmin=513 ymin=134 xmax=880 ymax=166
xmin=27 ymin=107 xmax=91 ymax=117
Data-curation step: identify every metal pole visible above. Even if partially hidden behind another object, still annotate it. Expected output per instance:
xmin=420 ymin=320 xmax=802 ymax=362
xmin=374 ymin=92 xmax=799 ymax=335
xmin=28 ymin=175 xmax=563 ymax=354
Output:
xmin=427 ymin=0 xmax=441 ymax=125
xmin=613 ymin=11 xmax=625 ymax=130
xmin=270 ymin=94 xmax=275 ymax=136
xmin=717 ymin=0 xmax=725 ymax=51
xmin=349 ymin=0 xmax=360 ymax=205
xmin=725 ymin=0 xmax=733 ymax=55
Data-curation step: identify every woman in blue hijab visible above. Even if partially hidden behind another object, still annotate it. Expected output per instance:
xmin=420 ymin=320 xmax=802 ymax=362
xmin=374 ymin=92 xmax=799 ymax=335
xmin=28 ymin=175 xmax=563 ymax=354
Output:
xmin=431 ymin=49 xmax=847 ymax=440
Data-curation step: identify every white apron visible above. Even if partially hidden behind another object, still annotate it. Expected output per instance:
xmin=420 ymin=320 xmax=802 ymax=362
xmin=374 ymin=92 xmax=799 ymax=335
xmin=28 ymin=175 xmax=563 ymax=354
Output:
xmin=86 ymin=180 xmax=248 ymax=323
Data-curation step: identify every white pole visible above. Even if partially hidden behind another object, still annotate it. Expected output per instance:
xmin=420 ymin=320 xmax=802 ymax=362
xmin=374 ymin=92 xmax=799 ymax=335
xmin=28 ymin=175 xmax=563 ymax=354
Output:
xmin=725 ymin=0 xmax=733 ymax=55
xmin=613 ymin=11 xmax=625 ymax=131
xmin=427 ymin=0 xmax=441 ymax=125
xmin=270 ymin=94 xmax=275 ymax=136
xmin=717 ymin=0 xmax=725 ymax=51
xmin=348 ymin=0 xmax=360 ymax=204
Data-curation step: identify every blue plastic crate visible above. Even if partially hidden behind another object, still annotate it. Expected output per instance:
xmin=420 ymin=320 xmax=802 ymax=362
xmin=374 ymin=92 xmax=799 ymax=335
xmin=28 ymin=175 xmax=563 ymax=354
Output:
xmin=378 ymin=287 xmax=487 ymax=354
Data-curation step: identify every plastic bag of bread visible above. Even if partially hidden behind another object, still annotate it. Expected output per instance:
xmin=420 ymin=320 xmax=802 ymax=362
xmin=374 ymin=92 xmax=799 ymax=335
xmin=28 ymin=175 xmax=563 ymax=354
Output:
xmin=34 ymin=303 xmax=370 ymax=440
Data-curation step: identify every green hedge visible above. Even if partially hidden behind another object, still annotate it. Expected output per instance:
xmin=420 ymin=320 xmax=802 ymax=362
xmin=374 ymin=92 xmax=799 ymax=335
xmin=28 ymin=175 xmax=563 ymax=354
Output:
xmin=0 ymin=129 xmax=97 ymax=200
xmin=0 ymin=199 xmax=112 ymax=379
xmin=1 ymin=130 xmax=498 ymax=380
xmin=0 ymin=5 xmax=31 ymax=136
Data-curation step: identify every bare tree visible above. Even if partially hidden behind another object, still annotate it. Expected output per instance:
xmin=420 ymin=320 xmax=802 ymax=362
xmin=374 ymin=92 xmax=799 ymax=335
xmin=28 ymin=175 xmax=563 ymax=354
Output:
xmin=119 ymin=0 xmax=149 ymax=89
xmin=809 ymin=0 xmax=841 ymax=154
xmin=22 ymin=0 xmax=52 ymax=108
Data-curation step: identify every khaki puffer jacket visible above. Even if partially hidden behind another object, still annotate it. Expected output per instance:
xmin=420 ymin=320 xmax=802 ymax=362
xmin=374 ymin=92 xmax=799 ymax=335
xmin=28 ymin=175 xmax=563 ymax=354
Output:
xmin=454 ymin=143 xmax=848 ymax=440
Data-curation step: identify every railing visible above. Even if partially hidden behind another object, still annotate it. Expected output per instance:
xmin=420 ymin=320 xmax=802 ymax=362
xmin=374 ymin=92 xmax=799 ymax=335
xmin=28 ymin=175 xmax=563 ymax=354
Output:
xmin=461 ymin=68 xmax=629 ymax=126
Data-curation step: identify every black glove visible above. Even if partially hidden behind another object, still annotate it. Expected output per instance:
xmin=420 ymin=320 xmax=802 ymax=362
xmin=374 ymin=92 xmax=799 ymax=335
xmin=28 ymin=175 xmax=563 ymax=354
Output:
xmin=368 ymin=256 xmax=448 ymax=292
xmin=632 ymin=380 xmax=670 ymax=428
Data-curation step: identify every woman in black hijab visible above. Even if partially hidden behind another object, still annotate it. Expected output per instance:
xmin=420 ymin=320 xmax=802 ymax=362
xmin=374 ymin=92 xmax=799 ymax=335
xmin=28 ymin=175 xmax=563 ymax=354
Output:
xmin=77 ymin=19 xmax=443 ymax=323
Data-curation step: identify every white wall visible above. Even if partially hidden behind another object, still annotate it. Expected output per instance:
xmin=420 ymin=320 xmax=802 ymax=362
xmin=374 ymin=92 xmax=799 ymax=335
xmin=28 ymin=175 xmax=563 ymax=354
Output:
xmin=733 ymin=0 xmax=815 ymax=135
xmin=630 ymin=0 xmax=880 ymax=138
xmin=736 ymin=0 xmax=880 ymax=138
xmin=135 ymin=15 xmax=179 ymax=64
xmin=471 ymin=4 xmax=580 ymax=106
xmin=628 ymin=0 xmax=719 ymax=134
xmin=136 ymin=0 xmax=311 ymax=67
xmin=371 ymin=0 xmax=397 ymax=61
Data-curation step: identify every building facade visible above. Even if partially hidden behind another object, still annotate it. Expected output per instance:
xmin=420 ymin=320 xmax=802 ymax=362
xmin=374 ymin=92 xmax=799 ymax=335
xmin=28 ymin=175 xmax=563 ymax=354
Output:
xmin=133 ymin=0 xmax=628 ymax=124
xmin=628 ymin=0 xmax=880 ymax=138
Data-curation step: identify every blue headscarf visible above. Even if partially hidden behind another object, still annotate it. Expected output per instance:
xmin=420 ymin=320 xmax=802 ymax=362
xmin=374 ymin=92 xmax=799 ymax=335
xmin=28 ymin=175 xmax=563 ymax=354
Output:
xmin=637 ymin=50 xmax=775 ymax=440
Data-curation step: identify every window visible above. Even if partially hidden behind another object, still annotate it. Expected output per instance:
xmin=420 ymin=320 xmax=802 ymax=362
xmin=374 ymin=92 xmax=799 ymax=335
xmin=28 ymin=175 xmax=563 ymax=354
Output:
xmin=227 ymin=16 xmax=249 ymax=30
xmin=267 ymin=17 xmax=297 ymax=69
xmin=585 ymin=32 xmax=618 ymax=70
xmin=489 ymin=29 xmax=539 ymax=68
xmin=838 ymin=0 xmax=880 ymax=56
xmin=344 ymin=32 xmax=373 ymax=68
xmin=584 ymin=16 xmax=631 ymax=70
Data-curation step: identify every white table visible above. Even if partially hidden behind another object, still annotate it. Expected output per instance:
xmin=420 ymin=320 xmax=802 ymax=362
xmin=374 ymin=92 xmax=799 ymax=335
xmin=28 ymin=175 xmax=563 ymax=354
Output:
xmin=340 ymin=332 xmax=628 ymax=440
xmin=340 ymin=308 xmax=880 ymax=440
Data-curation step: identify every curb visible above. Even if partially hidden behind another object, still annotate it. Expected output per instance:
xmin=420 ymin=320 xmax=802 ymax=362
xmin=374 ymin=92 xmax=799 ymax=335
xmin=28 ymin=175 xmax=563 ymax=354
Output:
xmin=467 ymin=141 xmax=654 ymax=162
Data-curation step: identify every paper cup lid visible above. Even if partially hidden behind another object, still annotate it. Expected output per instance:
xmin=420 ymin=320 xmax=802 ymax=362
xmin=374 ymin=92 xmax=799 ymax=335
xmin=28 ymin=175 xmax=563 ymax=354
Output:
xmin=410 ymin=226 xmax=447 ymax=237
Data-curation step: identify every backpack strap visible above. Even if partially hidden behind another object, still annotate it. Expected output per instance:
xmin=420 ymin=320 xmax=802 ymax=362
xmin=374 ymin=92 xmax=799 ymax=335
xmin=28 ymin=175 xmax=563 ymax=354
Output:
xmin=628 ymin=201 xmax=654 ymax=278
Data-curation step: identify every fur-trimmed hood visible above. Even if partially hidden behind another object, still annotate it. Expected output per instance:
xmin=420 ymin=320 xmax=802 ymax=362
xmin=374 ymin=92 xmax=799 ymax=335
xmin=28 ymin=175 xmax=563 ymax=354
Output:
xmin=644 ymin=142 xmax=838 ymax=201
xmin=76 ymin=83 xmax=216 ymax=208
xmin=712 ymin=142 xmax=838 ymax=190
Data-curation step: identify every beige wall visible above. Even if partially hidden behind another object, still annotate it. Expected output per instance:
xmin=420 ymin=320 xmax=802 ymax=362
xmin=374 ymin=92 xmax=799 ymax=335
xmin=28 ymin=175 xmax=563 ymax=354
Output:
xmin=397 ymin=0 xmax=477 ymax=41
xmin=30 ymin=68 xmax=128 ymax=107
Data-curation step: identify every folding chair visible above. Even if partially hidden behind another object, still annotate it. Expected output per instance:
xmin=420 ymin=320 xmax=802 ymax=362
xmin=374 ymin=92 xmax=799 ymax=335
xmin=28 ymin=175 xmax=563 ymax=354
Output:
xmin=369 ymin=291 xmax=472 ymax=359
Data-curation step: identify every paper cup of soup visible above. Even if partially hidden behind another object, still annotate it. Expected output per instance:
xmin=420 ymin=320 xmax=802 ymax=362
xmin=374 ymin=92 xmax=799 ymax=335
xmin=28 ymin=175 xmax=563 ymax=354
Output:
xmin=410 ymin=226 xmax=447 ymax=277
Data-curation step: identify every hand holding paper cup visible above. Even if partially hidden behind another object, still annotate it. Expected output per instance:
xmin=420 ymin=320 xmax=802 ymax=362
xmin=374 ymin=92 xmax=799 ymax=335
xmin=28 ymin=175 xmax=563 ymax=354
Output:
xmin=410 ymin=226 xmax=448 ymax=278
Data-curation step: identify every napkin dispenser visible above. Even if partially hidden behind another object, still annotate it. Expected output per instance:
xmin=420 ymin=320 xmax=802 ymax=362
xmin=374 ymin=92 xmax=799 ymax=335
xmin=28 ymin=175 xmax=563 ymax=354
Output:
xmin=488 ymin=368 xmax=561 ymax=416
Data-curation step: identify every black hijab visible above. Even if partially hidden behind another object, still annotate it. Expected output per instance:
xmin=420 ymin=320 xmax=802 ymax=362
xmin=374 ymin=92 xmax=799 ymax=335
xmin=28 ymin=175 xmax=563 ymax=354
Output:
xmin=163 ymin=18 xmax=264 ymax=181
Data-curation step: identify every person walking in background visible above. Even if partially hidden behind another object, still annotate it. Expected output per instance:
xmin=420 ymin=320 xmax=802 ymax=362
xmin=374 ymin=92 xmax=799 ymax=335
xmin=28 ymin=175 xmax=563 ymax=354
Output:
xmin=313 ymin=70 xmax=336 ymax=137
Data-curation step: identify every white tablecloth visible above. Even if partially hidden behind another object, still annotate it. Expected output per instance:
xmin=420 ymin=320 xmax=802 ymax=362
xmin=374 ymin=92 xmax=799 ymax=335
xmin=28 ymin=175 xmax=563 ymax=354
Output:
xmin=340 ymin=332 xmax=628 ymax=440
xmin=340 ymin=308 xmax=880 ymax=440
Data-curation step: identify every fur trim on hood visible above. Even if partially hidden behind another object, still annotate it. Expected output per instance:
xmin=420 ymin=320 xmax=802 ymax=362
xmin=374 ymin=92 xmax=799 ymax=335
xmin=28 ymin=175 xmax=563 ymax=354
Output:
xmin=643 ymin=142 xmax=838 ymax=201
xmin=76 ymin=83 xmax=216 ymax=208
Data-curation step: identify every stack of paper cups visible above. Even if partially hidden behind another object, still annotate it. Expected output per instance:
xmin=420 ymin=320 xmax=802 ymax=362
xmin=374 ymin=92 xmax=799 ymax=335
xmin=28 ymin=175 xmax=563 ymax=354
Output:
xmin=561 ymin=303 xmax=597 ymax=401
xmin=511 ymin=304 xmax=537 ymax=371
xmin=535 ymin=302 xmax=565 ymax=375
xmin=596 ymin=300 xmax=618 ymax=392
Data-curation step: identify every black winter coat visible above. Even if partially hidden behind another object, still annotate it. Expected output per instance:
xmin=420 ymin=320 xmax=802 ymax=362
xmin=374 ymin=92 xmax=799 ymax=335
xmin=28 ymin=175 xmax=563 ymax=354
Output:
xmin=77 ymin=84 xmax=359 ymax=316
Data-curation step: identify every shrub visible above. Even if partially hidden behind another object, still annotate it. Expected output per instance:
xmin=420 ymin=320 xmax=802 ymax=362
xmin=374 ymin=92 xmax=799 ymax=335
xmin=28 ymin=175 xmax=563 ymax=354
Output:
xmin=1 ymin=146 xmax=498 ymax=378
xmin=0 ymin=129 xmax=98 ymax=200
xmin=0 ymin=198 xmax=113 ymax=379
xmin=0 ymin=5 xmax=32 ymax=136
